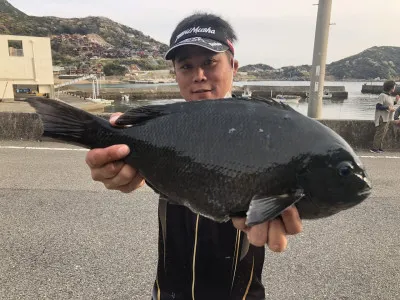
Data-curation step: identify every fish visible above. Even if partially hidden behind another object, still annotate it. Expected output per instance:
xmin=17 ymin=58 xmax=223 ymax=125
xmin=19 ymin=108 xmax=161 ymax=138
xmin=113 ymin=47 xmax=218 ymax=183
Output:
xmin=27 ymin=96 xmax=372 ymax=226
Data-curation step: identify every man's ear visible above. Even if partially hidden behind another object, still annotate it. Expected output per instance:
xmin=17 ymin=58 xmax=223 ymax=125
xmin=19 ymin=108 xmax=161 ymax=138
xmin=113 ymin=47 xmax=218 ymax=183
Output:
xmin=171 ymin=62 xmax=177 ymax=82
xmin=233 ymin=59 xmax=239 ymax=76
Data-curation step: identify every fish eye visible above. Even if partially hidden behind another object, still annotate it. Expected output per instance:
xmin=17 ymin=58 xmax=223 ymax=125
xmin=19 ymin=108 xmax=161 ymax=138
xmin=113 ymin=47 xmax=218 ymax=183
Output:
xmin=337 ymin=161 xmax=354 ymax=177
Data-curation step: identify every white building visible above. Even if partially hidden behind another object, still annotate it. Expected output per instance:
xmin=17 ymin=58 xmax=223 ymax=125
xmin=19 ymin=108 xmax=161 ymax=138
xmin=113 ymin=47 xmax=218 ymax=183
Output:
xmin=0 ymin=34 xmax=54 ymax=100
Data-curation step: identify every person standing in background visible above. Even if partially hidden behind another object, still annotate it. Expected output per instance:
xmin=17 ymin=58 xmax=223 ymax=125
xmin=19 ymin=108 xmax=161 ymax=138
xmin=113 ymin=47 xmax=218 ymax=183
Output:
xmin=370 ymin=80 xmax=399 ymax=153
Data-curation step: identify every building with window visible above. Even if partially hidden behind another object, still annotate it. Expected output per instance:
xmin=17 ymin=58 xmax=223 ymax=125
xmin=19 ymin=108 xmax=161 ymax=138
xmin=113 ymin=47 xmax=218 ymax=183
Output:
xmin=0 ymin=35 xmax=54 ymax=100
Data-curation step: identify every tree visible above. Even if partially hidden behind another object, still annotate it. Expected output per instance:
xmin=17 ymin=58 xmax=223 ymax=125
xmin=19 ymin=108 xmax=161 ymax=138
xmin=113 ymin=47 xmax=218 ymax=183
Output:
xmin=103 ymin=62 xmax=126 ymax=76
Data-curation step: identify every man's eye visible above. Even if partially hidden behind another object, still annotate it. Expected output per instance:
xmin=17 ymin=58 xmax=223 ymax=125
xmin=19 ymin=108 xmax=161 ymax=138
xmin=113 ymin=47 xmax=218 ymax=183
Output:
xmin=180 ymin=64 xmax=191 ymax=70
xmin=204 ymin=59 xmax=216 ymax=66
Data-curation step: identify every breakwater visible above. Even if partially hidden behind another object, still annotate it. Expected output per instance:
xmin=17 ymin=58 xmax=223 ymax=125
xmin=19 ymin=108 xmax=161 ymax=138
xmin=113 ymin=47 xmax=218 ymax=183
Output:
xmin=61 ymin=86 xmax=247 ymax=101
xmin=2 ymin=112 xmax=400 ymax=150
xmin=361 ymin=84 xmax=400 ymax=95
xmin=62 ymin=90 xmax=183 ymax=101
xmin=245 ymin=85 xmax=348 ymax=100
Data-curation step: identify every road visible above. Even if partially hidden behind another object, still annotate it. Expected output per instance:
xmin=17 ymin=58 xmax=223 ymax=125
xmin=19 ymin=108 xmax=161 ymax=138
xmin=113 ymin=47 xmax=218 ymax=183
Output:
xmin=0 ymin=141 xmax=399 ymax=300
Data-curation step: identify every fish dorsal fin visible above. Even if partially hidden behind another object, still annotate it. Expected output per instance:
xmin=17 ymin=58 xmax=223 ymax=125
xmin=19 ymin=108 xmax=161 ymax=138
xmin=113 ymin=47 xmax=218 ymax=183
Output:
xmin=246 ymin=189 xmax=304 ymax=226
xmin=242 ymin=96 xmax=296 ymax=112
xmin=115 ymin=103 xmax=182 ymax=126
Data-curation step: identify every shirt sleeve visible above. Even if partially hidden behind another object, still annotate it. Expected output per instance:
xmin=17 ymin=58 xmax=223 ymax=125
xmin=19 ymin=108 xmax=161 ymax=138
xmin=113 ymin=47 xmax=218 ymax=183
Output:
xmin=376 ymin=103 xmax=388 ymax=111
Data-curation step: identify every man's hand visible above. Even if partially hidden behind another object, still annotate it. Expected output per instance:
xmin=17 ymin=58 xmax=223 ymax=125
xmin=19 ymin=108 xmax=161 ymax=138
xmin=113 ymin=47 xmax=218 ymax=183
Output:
xmin=232 ymin=206 xmax=302 ymax=252
xmin=85 ymin=113 xmax=145 ymax=193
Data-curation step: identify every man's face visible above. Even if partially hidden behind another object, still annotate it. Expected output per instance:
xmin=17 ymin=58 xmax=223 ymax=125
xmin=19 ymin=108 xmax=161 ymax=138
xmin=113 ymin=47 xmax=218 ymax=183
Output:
xmin=173 ymin=45 xmax=238 ymax=101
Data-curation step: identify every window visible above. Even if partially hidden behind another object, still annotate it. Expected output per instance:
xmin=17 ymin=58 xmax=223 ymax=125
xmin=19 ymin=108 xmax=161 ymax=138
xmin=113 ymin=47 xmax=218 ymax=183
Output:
xmin=8 ymin=40 xmax=24 ymax=57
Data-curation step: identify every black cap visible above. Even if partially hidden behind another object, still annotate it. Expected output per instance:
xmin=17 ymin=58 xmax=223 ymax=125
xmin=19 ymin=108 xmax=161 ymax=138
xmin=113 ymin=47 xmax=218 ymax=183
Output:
xmin=165 ymin=25 xmax=235 ymax=60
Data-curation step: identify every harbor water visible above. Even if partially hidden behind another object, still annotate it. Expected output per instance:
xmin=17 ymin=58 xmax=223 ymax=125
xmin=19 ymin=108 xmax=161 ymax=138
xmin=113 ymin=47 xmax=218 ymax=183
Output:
xmin=88 ymin=81 xmax=385 ymax=120
xmin=234 ymin=81 xmax=382 ymax=120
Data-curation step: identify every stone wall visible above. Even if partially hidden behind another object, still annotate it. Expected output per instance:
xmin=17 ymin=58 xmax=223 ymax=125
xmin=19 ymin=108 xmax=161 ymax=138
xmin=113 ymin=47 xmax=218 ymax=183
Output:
xmin=1 ymin=112 xmax=400 ymax=150
xmin=0 ymin=112 xmax=43 ymax=140
xmin=319 ymin=119 xmax=400 ymax=150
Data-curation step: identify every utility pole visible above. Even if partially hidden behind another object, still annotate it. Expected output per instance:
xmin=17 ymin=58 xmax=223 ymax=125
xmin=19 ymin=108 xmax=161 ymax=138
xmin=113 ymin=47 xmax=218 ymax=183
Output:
xmin=307 ymin=0 xmax=333 ymax=118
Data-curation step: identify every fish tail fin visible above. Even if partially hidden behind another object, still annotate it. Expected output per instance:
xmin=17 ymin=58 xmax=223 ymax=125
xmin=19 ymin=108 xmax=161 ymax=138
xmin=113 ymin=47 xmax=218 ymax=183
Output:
xmin=27 ymin=97 xmax=111 ymax=149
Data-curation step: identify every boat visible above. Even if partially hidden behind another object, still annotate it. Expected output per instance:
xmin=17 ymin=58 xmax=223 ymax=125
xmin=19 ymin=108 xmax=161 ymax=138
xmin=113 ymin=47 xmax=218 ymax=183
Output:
xmin=272 ymin=94 xmax=301 ymax=104
xmin=86 ymin=98 xmax=114 ymax=105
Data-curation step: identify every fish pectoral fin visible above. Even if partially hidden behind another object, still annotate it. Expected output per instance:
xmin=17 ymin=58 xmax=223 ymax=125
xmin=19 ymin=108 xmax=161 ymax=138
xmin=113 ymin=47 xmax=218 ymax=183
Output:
xmin=246 ymin=189 xmax=304 ymax=226
xmin=145 ymin=179 xmax=162 ymax=194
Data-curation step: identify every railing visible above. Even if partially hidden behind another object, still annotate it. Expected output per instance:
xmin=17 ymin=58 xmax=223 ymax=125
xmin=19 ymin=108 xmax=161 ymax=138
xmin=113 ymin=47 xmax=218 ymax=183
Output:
xmin=8 ymin=48 xmax=24 ymax=57
xmin=54 ymin=74 xmax=98 ymax=89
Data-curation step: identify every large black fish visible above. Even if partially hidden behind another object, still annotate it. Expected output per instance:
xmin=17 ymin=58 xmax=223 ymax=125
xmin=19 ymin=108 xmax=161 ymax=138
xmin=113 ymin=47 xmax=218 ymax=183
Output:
xmin=27 ymin=96 xmax=371 ymax=226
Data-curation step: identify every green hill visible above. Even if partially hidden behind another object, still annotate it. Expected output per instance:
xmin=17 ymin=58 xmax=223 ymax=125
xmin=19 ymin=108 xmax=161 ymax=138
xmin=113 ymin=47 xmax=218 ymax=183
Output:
xmin=0 ymin=0 xmax=169 ymax=69
xmin=239 ymin=47 xmax=400 ymax=81
xmin=326 ymin=46 xmax=400 ymax=80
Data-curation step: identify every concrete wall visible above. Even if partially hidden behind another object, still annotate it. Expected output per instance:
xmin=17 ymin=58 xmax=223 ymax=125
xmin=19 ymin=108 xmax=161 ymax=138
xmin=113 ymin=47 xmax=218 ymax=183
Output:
xmin=0 ymin=35 xmax=54 ymax=100
xmin=0 ymin=112 xmax=43 ymax=140
xmin=1 ymin=112 xmax=400 ymax=150
xmin=319 ymin=119 xmax=400 ymax=150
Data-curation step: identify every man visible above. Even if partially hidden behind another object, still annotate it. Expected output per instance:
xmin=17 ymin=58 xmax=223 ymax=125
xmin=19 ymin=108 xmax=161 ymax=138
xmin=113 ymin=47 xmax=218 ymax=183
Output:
xmin=370 ymin=80 xmax=399 ymax=153
xmin=85 ymin=13 xmax=302 ymax=299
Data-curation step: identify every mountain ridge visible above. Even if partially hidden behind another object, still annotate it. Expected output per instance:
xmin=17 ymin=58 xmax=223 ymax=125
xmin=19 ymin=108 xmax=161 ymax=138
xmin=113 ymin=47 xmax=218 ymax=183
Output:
xmin=237 ymin=46 xmax=400 ymax=81
xmin=1 ymin=0 xmax=399 ymax=79
xmin=0 ymin=0 xmax=170 ymax=69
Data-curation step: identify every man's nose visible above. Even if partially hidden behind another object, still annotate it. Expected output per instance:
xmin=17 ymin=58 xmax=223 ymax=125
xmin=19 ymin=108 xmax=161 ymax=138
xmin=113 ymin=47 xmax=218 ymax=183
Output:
xmin=193 ymin=67 xmax=207 ymax=82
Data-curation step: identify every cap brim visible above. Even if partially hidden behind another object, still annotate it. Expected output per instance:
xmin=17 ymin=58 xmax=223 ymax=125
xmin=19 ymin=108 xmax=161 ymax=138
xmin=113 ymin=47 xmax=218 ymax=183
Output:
xmin=164 ymin=37 xmax=229 ymax=60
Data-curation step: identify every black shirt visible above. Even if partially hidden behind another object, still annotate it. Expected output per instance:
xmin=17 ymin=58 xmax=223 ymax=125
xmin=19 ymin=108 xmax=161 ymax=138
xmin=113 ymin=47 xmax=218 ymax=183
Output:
xmin=151 ymin=197 xmax=266 ymax=300
xmin=149 ymin=94 xmax=266 ymax=299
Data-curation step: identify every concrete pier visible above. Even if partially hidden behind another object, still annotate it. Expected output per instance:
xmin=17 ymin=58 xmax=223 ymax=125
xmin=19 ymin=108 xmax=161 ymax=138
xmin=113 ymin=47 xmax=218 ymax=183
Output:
xmin=361 ymin=83 xmax=400 ymax=95
xmin=244 ymin=85 xmax=348 ymax=99
xmin=65 ymin=90 xmax=183 ymax=101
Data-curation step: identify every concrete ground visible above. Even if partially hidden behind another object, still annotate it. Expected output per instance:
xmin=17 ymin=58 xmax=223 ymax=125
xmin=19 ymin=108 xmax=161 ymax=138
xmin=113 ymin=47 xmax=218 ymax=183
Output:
xmin=0 ymin=93 xmax=108 ymax=113
xmin=0 ymin=141 xmax=399 ymax=300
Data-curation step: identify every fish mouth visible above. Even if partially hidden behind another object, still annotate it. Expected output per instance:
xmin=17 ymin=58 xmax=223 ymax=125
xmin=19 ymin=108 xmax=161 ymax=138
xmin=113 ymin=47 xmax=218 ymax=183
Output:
xmin=298 ymin=184 xmax=371 ymax=219
xmin=357 ymin=188 xmax=371 ymax=197
xmin=355 ymin=173 xmax=372 ymax=199
xmin=355 ymin=173 xmax=372 ymax=189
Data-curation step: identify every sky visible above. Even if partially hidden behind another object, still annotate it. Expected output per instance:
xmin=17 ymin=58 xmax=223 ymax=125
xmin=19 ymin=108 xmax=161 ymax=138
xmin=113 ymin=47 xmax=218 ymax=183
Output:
xmin=7 ymin=0 xmax=400 ymax=68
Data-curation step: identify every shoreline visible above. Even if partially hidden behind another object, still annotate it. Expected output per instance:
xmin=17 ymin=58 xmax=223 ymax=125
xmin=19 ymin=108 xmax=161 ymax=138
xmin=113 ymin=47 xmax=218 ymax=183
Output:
xmin=54 ymin=71 xmax=380 ymax=87
xmin=61 ymin=78 xmax=377 ymax=86
xmin=61 ymin=82 xmax=350 ymax=102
